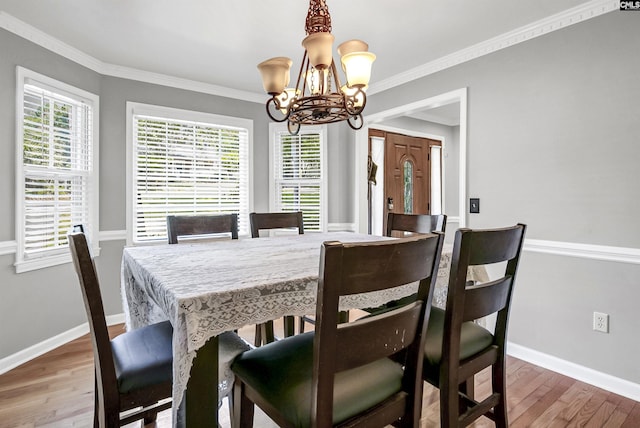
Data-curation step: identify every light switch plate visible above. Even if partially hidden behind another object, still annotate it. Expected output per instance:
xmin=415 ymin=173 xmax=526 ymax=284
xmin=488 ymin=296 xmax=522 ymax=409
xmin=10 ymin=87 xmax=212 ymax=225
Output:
xmin=470 ymin=198 xmax=480 ymax=213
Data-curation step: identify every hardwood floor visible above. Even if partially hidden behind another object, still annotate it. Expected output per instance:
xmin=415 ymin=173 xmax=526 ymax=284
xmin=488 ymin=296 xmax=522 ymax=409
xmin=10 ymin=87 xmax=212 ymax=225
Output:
xmin=1 ymin=323 xmax=639 ymax=428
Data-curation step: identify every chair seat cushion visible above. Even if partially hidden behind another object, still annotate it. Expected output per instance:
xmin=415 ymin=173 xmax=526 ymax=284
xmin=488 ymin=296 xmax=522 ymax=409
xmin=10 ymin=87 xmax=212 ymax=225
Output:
xmin=423 ymin=308 xmax=494 ymax=381
xmin=111 ymin=320 xmax=174 ymax=394
xmin=232 ymin=332 xmax=404 ymax=426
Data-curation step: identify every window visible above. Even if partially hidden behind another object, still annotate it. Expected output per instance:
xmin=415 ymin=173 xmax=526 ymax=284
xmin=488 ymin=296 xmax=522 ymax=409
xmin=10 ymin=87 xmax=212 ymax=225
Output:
xmin=270 ymin=123 xmax=326 ymax=232
xmin=127 ymin=103 xmax=252 ymax=243
xmin=15 ymin=68 xmax=99 ymax=273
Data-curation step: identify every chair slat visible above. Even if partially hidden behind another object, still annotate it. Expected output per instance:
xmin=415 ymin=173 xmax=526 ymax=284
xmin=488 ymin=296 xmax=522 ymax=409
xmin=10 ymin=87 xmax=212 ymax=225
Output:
xmin=462 ymin=277 xmax=512 ymax=322
xmin=334 ymin=302 xmax=422 ymax=372
xmin=465 ymin=226 xmax=524 ymax=266
xmin=337 ymin=236 xmax=440 ymax=295
xmin=167 ymin=213 xmax=238 ymax=243
xmin=250 ymin=211 xmax=304 ymax=238
xmin=386 ymin=213 xmax=447 ymax=236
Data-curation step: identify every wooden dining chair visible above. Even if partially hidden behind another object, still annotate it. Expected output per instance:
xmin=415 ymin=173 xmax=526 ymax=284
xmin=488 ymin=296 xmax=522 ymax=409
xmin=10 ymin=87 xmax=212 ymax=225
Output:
xmin=249 ymin=211 xmax=304 ymax=346
xmin=386 ymin=212 xmax=447 ymax=236
xmin=231 ymin=233 xmax=444 ymax=428
xmin=167 ymin=213 xmax=238 ymax=243
xmin=69 ymin=231 xmax=173 ymax=427
xmin=422 ymin=224 xmax=526 ymax=427
xmin=70 ymin=228 xmax=250 ymax=427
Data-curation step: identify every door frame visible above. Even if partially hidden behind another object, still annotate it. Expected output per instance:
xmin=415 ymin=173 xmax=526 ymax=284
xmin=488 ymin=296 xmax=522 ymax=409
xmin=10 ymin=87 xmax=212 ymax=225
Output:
xmin=354 ymin=87 xmax=468 ymax=233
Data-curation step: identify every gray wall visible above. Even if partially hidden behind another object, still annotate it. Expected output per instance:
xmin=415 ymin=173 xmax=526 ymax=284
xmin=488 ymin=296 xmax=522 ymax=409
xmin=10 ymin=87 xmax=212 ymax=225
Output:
xmin=2 ymin=10 xmax=639 ymax=390
xmin=0 ymin=27 xmax=354 ymax=359
xmin=367 ymin=11 xmax=640 ymax=383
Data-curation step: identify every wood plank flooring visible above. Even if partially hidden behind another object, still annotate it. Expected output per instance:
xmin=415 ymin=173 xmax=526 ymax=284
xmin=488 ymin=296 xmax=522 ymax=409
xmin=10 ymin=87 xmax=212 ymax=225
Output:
xmin=1 ymin=323 xmax=639 ymax=427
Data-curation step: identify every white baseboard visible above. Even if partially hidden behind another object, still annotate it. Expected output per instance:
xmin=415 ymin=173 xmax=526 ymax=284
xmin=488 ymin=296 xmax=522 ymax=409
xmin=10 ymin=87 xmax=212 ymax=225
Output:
xmin=508 ymin=342 xmax=640 ymax=402
xmin=0 ymin=313 xmax=125 ymax=375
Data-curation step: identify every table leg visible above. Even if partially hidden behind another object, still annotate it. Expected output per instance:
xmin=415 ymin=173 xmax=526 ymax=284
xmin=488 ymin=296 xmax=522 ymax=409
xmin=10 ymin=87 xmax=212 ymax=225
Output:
xmin=284 ymin=315 xmax=295 ymax=337
xmin=180 ymin=335 xmax=219 ymax=427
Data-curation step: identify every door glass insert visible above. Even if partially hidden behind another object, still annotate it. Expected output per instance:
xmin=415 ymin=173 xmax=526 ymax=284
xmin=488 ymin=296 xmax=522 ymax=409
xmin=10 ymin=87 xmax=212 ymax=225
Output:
xmin=403 ymin=160 xmax=413 ymax=213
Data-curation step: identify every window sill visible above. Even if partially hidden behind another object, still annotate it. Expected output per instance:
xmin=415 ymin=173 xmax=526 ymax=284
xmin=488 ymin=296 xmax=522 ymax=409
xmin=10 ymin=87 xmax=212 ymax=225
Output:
xmin=15 ymin=246 xmax=101 ymax=274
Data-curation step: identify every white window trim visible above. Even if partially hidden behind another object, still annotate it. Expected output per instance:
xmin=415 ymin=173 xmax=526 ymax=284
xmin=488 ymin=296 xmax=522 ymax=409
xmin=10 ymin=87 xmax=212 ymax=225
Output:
xmin=126 ymin=102 xmax=254 ymax=245
xmin=14 ymin=67 xmax=100 ymax=273
xmin=268 ymin=123 xmax=328 ymax=232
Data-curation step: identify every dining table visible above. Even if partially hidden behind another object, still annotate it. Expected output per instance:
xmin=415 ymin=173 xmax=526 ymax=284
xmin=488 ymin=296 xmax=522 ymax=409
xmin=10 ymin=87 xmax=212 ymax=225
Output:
xmin=120 ymin=231 xmax=488 ymax=427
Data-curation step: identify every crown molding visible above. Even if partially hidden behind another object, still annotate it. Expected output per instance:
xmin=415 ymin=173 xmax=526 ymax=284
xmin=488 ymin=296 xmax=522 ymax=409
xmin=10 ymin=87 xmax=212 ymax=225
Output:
xmin=101 ymin=62 xmax=265 ymax=103
xmin=0 ymin=11 xmax=264 ymax=103
xmin=368 ymin=0 xmax=619 ymax=95
xmin=0 ymin=11 xmax=104 ymax=72
xmin=0 ymin=1 xmax=620 ymax=105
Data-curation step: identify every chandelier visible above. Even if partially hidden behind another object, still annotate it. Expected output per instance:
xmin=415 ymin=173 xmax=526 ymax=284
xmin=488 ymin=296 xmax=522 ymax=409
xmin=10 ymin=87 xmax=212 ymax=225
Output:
xmin=257 ymin=0 xmax=376 ymax=135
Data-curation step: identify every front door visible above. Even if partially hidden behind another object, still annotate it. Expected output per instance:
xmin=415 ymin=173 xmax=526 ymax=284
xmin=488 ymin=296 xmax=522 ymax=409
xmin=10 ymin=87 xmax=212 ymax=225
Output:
xmin=383 ymin=132 xmax=441 ymax=230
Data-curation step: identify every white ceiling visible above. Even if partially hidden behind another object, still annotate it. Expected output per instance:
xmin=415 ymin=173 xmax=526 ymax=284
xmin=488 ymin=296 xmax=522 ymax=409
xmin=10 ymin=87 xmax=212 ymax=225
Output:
xmin=1 ymin=0 xmax=596 ymax=124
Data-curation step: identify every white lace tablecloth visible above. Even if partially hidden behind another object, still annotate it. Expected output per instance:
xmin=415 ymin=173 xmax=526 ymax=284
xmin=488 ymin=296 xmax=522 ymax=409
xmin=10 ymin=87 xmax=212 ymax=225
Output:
xmin=120 ymin=232 xmax=488 ymax=426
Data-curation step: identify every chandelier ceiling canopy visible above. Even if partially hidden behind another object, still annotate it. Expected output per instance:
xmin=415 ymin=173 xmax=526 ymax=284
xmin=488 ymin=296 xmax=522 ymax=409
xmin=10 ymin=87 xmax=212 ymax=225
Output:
xmin=257 ymin=0 xmax=376 ymax=135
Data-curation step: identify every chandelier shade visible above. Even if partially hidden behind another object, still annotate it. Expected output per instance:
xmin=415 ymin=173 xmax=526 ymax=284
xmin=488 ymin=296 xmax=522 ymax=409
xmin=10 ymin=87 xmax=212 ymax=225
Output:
xmin=341 ymin=52 xmax=376 ymax=87
xmin=258 ymin=0 xmax=375 ymax=135
xmin=257 ymin=57 xmax=292 ymax=95
xmin=302 ymin=32 xmax=335 ymax=69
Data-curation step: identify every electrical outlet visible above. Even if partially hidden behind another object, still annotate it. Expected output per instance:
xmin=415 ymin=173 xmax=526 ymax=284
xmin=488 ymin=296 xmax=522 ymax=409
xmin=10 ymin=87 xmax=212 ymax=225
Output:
xmin=593 ymin=312 xmax=609 ymax=333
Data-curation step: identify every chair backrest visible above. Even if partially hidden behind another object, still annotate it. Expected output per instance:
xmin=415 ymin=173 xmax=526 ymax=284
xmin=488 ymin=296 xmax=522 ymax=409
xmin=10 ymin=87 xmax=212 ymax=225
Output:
xmin=167 ymin=213 xmax=238 ymax=244
xmin=386 ymin=213 xmax=447 ymax=237
xmin=249 ymin=211 xmax=304 ymax=238
xmin=442 ymin=224 xmax=526 ymax=378
xmin=312 ymin=233 xmax=444 ymax=426
xmin=68 ymin=231 xmax=120 ymax=409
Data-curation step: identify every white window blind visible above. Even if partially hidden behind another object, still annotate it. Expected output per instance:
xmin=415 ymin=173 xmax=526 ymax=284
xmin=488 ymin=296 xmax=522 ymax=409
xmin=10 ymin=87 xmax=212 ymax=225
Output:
xmin=132 ymin=110 xmax=250 ymax=242
xmin=16 ymin=68 xmax=99 ymax=272
xmin=271 ymin=125 xmax=326 ymax=232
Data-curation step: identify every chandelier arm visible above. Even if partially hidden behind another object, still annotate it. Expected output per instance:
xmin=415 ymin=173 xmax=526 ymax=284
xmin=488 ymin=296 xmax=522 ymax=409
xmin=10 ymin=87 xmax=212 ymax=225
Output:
xmin=344 ymin=87 xmax=367 ymax=116
xmin=266 ymin=97 xmax=289 ymax=123
xmin=330 ymin=60 xmax=343 ymax=92
xmin=287 ymin=120 xmax=301 ymax=135
xmin=347 ymin=113 xmax=364 ymax=130
xmin=294 ymin=51 xmax=308 ymax=94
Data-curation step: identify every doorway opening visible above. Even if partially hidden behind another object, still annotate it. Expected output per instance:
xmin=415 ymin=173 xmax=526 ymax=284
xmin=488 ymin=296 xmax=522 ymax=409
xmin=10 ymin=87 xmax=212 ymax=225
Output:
xmin=367 ymin=129 xmax=442 ymax=236
xmin=355 ymin=87 xmax=468 ymax=234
